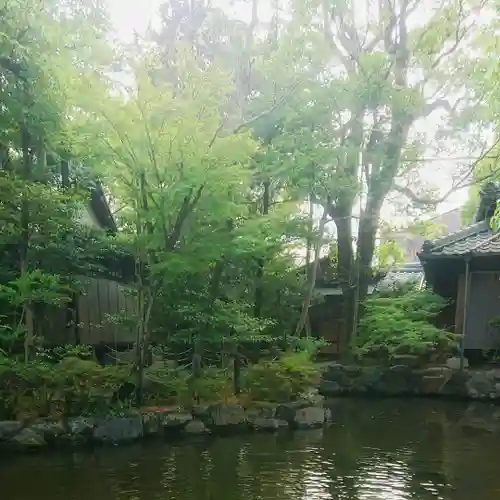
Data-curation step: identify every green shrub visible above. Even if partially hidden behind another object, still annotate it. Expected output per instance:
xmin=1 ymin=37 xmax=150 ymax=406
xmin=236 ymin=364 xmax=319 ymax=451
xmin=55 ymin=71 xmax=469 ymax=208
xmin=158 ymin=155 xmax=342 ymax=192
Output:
xmin=143 ymin=364 xmax=232 ymax=407
xmin=187 ymin=367 xmax=233 ymax=404
xmin=243 ymin=351 xmax=320 ymax=403
xmin=143 ymin=364 xmax=190 ymax=406
xmin=355 ymin=286 xmax=457 ymax=359
xmin=0 ymin=354 xmax=130 ymax=419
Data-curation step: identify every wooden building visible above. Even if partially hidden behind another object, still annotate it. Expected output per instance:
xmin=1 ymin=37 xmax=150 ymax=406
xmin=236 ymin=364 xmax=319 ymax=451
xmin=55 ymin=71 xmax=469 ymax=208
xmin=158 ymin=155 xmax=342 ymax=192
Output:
xmin=39 ymin=182 xmax=137 ymax=349
xmin=418 ymin=183 xmax=500 ymax=363
xmin=309 ymin=260 xmax=425 ymax=356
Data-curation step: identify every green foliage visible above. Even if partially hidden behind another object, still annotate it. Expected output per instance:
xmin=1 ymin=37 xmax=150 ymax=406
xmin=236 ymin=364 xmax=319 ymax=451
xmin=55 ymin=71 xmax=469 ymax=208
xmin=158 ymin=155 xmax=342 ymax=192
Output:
xmin=355 ymin=286 xmax=456 ymax=359
xmin=186 ymin=368 xmax=233 ymax=405
xmin=143 ymin=364 xmax=190 ymax=406
xmin=374 ymin=240 xmax=405 ymax=272
xmin=0 ymin=353 xmax=130 ymax=419
xmin=143 ymin=364 xmax=232 ymax=407
xmin=1 ymin=0 xmax=492 ymax=411
xmin=243 ymin=351 xmax=321 ymax=403
xmin=35 ymin=344 xmax=94 ymax=362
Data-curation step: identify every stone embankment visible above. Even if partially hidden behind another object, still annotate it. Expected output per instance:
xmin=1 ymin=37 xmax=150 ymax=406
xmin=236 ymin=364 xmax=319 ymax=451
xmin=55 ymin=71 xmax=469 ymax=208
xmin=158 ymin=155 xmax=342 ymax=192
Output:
xmin=0 ymin=395 xmax=332 ymax=452
xmin=319 ymin=359 xmax=500 ymax=400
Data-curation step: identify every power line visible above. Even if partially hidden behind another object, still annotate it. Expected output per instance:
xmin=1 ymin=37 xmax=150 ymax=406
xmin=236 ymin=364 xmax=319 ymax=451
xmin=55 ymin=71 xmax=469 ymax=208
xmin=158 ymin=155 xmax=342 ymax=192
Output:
xmin=400 ymin=154 xmax=500 ymax=164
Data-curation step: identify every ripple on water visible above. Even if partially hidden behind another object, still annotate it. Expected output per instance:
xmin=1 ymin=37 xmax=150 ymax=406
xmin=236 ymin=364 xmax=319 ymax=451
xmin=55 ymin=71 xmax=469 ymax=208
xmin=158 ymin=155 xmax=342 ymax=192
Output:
xmin=3 ymin=400 xmax=500 ymax=500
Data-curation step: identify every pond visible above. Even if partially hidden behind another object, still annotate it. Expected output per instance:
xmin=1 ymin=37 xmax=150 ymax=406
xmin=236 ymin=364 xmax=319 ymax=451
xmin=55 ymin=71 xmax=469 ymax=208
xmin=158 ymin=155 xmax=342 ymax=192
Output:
xmin=3 ymin=399 xmax=500 ymax=500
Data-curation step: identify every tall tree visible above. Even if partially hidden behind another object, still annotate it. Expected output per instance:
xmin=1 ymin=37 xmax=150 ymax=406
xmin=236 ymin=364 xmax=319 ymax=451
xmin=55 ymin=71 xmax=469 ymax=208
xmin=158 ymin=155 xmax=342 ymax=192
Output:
xmin=283 ymin=0 xmax=491 ymax=339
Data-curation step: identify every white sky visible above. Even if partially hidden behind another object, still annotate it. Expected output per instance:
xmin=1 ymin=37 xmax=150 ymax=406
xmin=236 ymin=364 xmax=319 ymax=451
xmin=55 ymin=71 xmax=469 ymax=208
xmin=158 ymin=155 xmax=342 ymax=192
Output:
xmin=106 ymin=0 xmax=470 ymax=231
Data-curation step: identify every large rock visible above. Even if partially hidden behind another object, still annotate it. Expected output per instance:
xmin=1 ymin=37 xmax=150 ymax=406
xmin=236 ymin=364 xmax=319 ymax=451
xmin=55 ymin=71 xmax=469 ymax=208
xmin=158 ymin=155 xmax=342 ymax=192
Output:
xmin=142 ymin=409 xmax=192 ymax=435
xmin=29 ymin=419 xmax=65 ymax=444
xmin=250 ymin=417 xmax=289 ymax=431
xmin=247 ymin=406 xmax=286 ymax=429
xmin=93 ymin=415 xmax=143 ymax=444
xmin=374 ymin=365 xmax=414 ymax=395
xmin=160 ymin=411 xmax=192 ymax=428
xmin=439 ymin=370 xmax=468 ymax=397
xmin=319 ymin=363 xmax=500 ymax=401
xmin=293 ymin=407 xmax=327 ymax=429
xmin=191 ymin=405 xmax=210 ymax=420
xmin=66 ymin=416 xmax=95 ymax=444
xmin=0 ymin=421 xmax=22 ymax=440
xmin=466 ymin=371 xmax=497 ymax=399
xmin=416 ymin=367 xmax=453 ymax=395
xmin=9 ymin=428 xmax=46 ymax=448
xmin=391 ymin=355 xmax=421 ymax=368
xmin=320 ymin=363 xmax=383 ymax=395
xmin=275 ymin=400 xmax=329 ymax=429
xmin=446 ymin=356 xmax=469 ymax=370
xmin=184 ymin=419 xmax=210 ymax=434
xmin=246 ymin=405 xmax=287 ymax=431
xmin=298 ymin=389 xmax=324 ymax=406
xmin=141 ymin=411 xmax=162 ymax=436
xmin=204 ymin=404 xmax=247 ymax=431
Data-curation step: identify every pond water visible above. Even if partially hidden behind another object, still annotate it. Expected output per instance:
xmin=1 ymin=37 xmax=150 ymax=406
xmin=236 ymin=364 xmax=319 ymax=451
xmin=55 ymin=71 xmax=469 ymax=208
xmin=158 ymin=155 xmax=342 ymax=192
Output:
xmin=3 ymin=399 xmax=500 ymax=500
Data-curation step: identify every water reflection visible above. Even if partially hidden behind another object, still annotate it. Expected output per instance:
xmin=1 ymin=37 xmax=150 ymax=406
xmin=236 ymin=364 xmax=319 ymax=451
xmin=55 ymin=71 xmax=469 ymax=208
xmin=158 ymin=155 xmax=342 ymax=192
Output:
xmin=3 ymin=399 xmax=500 ymax=500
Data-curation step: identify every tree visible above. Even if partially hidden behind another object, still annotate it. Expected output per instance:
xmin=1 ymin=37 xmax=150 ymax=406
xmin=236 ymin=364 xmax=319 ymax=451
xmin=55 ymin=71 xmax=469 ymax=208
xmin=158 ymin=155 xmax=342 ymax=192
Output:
xmin=93 ymin=44 xmax=262 ymax=401
xmin=0 ymin=0 xmax=115 ymax=360
xmin=274 ymin=0 xmax=492 ymax=340
xmin=148 ymin=0 xmax=316 ymax=337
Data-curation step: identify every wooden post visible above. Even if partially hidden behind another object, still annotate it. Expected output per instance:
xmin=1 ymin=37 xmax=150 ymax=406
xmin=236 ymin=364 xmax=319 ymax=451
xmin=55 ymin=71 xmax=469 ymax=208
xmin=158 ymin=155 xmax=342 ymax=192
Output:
xmin=460 ymin=256 xmax=471 ymax=371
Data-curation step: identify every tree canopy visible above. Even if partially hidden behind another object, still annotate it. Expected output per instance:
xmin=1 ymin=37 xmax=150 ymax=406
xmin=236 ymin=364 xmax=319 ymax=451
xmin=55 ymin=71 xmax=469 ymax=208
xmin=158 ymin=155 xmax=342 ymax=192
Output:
xmin=0 ymin=0 xmax=498 ymax=371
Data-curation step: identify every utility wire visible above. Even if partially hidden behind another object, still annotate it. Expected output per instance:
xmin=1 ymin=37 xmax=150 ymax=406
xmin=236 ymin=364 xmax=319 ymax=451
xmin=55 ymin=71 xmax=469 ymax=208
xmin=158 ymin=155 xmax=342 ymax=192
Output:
xmin=400 ymin=154 xmax=500 ymax=163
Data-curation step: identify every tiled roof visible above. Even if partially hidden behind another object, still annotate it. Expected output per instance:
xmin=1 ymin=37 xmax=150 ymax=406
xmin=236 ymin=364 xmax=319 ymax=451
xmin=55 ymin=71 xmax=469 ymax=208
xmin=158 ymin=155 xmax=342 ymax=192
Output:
xmin=419 ymin=220 xmax=500 ymax=257
xmin=375 ymin=261 xmax=425 ymax=291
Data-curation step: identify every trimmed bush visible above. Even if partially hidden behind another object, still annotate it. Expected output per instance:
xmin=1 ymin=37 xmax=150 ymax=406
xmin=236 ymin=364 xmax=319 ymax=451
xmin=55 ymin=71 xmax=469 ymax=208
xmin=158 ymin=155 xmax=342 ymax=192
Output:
xmin=243 ymin=351 xmax=320 ymax=403
xmin=355 ymin=285 xmax=457 ymax=359
xmin=0 ymin=354 xmax=130 ymax=419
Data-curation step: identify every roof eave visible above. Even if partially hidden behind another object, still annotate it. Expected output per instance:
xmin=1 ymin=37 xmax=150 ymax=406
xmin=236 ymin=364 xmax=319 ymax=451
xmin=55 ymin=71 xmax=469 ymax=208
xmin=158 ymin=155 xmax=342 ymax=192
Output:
xmin=419 ymin=251 xmax=500 ymax=260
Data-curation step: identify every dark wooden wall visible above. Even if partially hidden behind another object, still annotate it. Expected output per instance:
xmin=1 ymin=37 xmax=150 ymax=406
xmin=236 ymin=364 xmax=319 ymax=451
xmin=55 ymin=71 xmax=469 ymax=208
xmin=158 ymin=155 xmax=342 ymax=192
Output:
xmin=40 ymin=277 xmax=137 ymax=346
xmin=309 ymin=296 xmax=347 ymax=356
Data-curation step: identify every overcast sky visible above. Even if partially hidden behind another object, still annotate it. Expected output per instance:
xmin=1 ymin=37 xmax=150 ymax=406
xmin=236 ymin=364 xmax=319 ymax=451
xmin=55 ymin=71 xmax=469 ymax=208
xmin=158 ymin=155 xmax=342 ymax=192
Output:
xmin=106 ymin=0 xmax=470 ymax=229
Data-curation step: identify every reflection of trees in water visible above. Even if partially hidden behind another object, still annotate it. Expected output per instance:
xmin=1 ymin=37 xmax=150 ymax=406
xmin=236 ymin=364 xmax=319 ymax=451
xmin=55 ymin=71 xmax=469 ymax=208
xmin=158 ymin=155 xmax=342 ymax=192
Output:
xmin=5 ymin=400 xmax=500 ymax=500
xmin=324 ymin=399 xmax=457 ymax=500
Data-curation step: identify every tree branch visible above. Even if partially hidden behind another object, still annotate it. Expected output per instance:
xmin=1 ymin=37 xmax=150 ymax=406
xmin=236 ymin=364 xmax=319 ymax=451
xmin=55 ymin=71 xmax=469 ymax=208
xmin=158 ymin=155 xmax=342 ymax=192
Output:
xmin=167 ymin=184 xmax=205 ymax=250
xmin=430 ymin=0 xmax=467 ymax=71
xmin=231 ymin=82 xmax=301 ymax=134
xmin=393 ymin=139 xmax=500 ymax=205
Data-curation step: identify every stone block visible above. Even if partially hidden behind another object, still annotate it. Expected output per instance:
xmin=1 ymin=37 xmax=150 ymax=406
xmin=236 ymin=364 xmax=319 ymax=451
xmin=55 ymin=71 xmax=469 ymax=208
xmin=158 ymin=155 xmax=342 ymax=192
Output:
xmin=93 ymin=415 xmax=143 ymax=444
xmin=10 ymin=428 xmax=46 ymax=448
xmin=293 ymin=406 xmax=327 ymax=429
xmin=184 ymin=419 xmax=210 ymax=434
xmin=0 ymin=421 xmax=22 ymax=440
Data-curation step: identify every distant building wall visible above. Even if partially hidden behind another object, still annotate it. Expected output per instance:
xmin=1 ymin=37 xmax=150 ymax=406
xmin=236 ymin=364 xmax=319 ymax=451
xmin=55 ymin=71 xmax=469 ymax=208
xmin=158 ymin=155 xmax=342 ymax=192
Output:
xmin=39 ymin=277 xmax=137 ymax=346
xmin=39 ymin=206 xmax=137 ymax=347
xmin=386 ymin=208 xmax=463 ymax=262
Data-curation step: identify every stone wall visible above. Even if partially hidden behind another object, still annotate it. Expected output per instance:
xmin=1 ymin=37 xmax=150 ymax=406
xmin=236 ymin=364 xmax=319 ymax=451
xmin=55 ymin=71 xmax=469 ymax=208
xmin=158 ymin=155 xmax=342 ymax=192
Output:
xmin=0 ymin=396 xmax=332 ymax=452
xmin=319 ymin=362 xmax=500 ymax=400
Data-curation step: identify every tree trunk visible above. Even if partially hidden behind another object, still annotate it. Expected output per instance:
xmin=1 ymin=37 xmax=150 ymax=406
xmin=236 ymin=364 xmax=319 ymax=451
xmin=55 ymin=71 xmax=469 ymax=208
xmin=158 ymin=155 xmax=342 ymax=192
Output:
xmin=330 ymin=204 xmax=356 ymax=344
xmin=135 ymin=282 xmax=146 ymax=407
xmin=233 ymin=348 xmax=241 ymax=395
xmin=20 ymin=126 xmax=34 ymax=363
xmin=295 ymin=206 xmax=328 ymax=336
xmin=254 ymin=180 xmax=270 ymax=318
xmin=134 ymin=171 xmax=149 ymax=407
xmin=355 ymin=199 xmax=382 ymax=301
xmin=61 ymin=159 xmax=81 ymax=344
xmin=305 ymin=193 xmax=314 ymax=269
xmin=191 ymin=337 xmax=203 ymax=404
